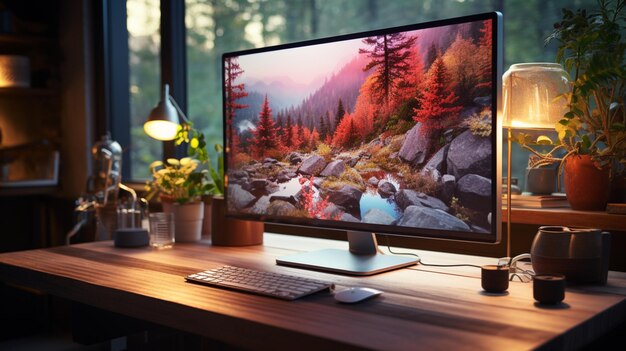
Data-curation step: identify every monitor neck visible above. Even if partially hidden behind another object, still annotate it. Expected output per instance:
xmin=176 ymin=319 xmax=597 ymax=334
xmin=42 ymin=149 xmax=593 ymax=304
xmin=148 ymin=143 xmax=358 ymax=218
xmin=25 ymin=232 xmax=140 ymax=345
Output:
xmin=348 ymin=231 xmax=382 ymax=255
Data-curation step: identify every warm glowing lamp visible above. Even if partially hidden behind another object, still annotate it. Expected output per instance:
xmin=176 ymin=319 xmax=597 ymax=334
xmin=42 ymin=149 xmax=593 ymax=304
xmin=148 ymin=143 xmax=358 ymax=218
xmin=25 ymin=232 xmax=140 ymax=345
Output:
xmin=0 ymin=55 xmax=30 ymax=88
xmin=144 ymin=84 xmax=190 ymax=141
xmin=502 ymin=63 xmax=570 ymax=256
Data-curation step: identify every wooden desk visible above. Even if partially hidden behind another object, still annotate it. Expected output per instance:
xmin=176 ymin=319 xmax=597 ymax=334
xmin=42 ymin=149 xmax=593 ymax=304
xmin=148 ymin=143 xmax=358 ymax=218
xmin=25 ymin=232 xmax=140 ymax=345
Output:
xmin=0 ymin=233 xmax=625 ymax=350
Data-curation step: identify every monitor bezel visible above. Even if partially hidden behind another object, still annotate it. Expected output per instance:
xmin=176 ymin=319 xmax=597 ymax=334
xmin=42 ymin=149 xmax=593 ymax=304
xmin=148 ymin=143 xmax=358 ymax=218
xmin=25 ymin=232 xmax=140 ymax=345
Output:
xmin=222 ymin=12 xmax=503 ymax=244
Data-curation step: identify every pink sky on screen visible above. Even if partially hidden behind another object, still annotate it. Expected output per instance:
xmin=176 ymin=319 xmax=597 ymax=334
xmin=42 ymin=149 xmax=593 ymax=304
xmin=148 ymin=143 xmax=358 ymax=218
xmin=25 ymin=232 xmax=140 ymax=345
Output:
xmin=237 ymin=38 xmax=363 ymax=85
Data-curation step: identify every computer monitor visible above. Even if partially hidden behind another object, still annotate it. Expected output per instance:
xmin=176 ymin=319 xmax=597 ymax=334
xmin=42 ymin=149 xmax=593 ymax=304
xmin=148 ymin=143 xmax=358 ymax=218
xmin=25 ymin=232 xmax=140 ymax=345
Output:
xmin=222 ymin=12 xmax=502 ymax=275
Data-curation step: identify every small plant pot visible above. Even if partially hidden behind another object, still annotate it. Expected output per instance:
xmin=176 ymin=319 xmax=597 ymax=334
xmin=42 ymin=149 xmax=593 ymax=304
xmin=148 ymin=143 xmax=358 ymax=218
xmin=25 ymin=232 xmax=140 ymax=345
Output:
xmin=162 ymin=201 xmax=204 ymax=242
xmin=525 ymin=167 xmax=556 ymax=195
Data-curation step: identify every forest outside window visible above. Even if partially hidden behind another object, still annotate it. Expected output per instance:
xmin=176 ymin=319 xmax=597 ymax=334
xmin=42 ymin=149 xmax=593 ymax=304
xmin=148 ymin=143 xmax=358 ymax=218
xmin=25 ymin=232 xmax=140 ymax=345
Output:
xmin=122 ymin=0 xmax=598 ymax=182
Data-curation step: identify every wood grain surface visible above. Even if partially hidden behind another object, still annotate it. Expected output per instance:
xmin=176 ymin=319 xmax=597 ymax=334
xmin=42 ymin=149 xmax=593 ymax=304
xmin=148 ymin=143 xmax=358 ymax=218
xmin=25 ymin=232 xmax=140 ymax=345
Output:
xmin=0 ymin=233 xmax=625 ymax=350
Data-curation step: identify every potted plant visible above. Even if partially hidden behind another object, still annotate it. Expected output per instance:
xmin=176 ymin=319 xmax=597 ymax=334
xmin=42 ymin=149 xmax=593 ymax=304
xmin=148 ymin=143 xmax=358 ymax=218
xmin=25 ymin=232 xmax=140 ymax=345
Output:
xmin=173 ymin=123 xmax=224 ymax=237
xmin=151 ymin=121 xmax=262 ymax=245
xmin=146 ymin=156 xmax=211 ymax=242
xmin=516 ymin=0 xmax=626 ymax=210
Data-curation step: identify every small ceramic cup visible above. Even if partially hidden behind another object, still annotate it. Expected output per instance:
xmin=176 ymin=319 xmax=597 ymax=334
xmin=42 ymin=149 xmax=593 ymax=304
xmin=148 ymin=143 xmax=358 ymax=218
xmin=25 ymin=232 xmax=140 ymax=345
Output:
xmin=533 ymin=274 xmax=565 ymax=304
xmin=481 ymin=265 xmax=510 ymax=293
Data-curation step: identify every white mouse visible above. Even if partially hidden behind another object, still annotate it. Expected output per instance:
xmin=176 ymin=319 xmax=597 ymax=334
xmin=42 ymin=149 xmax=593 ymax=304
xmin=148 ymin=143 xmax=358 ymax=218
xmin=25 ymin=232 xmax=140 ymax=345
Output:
xmin=334 ymin=287 xmax=382 ymax=303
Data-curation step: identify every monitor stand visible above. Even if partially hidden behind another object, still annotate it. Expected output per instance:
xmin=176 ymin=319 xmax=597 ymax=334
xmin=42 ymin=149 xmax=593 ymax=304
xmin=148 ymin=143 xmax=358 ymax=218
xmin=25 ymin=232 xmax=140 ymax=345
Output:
xmin=276 ymin=231 xmax=418 ymax=276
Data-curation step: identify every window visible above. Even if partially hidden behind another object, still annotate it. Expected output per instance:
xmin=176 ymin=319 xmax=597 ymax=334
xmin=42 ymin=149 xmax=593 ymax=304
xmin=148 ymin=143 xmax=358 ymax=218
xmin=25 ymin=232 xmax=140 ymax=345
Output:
xmin=127 ymin=0 xmax=161 ymax=180
xmin=115 ymin=0 xmax=598 ymax=184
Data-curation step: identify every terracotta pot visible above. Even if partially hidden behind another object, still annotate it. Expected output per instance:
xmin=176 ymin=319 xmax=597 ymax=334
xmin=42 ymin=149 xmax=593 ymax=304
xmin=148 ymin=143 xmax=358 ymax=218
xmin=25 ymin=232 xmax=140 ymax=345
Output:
xmin=564 ymin=154 xmax=610 ymax=211
xmin=211 ymin=196 xmax=263 ymax=246
xmin=162 ymin=201 xmax=204 ymax=242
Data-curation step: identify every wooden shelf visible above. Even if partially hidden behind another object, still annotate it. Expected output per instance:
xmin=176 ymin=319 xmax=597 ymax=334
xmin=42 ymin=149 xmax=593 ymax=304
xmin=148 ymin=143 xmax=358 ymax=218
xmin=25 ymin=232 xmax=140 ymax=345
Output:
xmin=0 ymin=87 xmax=59 ymax=96
xmin=0 ymin=186 xmax=59 ymax=197
xmin=502 ymin=207 xmax=626 ymax=231
xmin=0 ymin=34 xmax=55 ymax=46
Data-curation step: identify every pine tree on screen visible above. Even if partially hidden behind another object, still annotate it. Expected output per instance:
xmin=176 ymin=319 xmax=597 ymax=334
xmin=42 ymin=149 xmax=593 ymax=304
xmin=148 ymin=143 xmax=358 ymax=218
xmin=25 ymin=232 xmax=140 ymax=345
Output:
xmin=334 ymin=99 xmax=346 ymax=130
xmin=252 ymin=95 xmax=279 ymax=157
xmin=224 ymin=57 xmax=248 ymax=152
xmin=325 ymin=113 xmax=333 ymax=137
xmin=359 ymin=33 xmax=418 ymax=106
xmin=319 ymin=113 xmax=328 ymax=140
xmin=425 ymin=42 xmax=439 ymax=70
xmin=283 ymin=114 xmax=293 ymax=148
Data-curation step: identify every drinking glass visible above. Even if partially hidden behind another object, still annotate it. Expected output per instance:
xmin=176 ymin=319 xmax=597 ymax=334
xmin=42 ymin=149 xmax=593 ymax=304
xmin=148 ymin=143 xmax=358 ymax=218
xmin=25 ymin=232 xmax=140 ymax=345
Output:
xmin=149 ymin=212 xmax=175 ymax=248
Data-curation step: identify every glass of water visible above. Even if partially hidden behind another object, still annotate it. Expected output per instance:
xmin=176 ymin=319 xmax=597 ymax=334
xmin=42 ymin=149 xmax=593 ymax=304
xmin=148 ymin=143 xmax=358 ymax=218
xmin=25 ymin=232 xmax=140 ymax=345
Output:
xmin=149 ymin=212 xmax=175 ymax=248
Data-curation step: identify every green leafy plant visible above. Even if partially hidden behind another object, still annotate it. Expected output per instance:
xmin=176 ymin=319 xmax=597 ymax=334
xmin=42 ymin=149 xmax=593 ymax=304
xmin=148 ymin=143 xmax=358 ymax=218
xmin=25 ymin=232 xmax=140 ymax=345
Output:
xmin=145 ymin=157 xmax=211 ymax=203
xmin=518 ymin=0 xmax=626 ymax=174
xmin=174 ymin=122 xmax=224 ymax=196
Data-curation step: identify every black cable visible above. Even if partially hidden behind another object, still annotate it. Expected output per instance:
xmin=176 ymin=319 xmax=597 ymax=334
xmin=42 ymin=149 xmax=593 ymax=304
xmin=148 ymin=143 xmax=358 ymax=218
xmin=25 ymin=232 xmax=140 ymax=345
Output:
xmin=382 ymin=235 xmax=482 ymax=269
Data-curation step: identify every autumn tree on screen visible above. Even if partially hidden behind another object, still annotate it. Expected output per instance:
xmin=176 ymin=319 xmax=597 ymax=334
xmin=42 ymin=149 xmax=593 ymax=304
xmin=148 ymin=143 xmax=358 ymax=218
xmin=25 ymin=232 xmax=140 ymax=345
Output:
xmin=442 ymin=34 xmax=481 ymax=105
xmin=413 ymin=57 xmax=462 ymax=135
xmin=333 ymin=113 xmax=359 ymax=148
xmin=352 ymin=76 xmax=378 ymax=140
xmin=475 ymin=20 xmax=492 ymax=92
xmin=252 ymin=95 xmax=280 ymax=158
xmin=310 ymin=127 xmax=320 ymax=149
xmin=392 ymin=45 xmax=425 ymax=119
xmin=301 ymin=126 xmax=312 ymax=151
xmin=224 ymin=57 xmax=248 ymax=156
xmin=359 ymin=33 xmax=418 ymax=108
xmin=295 ymin=118 xmax=305 ymax=150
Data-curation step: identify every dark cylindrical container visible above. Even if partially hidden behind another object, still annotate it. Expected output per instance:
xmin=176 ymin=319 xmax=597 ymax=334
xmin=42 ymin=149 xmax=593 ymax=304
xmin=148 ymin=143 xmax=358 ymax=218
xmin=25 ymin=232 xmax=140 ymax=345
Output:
xmin=533 ymin=274 xmax=565 ymax=304
xmin=481 ymin=265 xmax=509 ymax=293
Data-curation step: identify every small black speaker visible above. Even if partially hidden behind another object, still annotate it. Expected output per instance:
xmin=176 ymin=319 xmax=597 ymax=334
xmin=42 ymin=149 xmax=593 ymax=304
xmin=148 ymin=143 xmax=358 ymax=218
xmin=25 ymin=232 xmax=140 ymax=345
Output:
xmin=114 ymin=228 xmax=149 ymax=248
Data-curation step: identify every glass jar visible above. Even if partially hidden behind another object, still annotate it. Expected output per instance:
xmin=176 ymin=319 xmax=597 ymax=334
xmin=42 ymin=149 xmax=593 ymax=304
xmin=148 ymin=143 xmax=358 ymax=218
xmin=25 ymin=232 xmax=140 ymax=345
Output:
xmin=502 ymin=63 xmax=571 ymax=129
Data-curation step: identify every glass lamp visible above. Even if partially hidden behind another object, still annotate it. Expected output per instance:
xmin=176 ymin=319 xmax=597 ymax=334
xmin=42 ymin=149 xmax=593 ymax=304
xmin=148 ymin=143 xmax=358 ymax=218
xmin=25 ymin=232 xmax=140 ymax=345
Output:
xmin=144 ymin=84 xmax=190 ymax=141
xmin=502 ymin=63 xmax=570 ymax=256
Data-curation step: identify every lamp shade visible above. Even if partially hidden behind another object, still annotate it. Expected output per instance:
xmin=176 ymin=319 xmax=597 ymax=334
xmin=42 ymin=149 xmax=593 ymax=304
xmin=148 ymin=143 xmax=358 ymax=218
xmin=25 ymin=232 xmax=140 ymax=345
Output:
xmin=143 ymin=84 xmax=180 ymax=141
xmin=503 ymin=63 xmax=571 ymax=129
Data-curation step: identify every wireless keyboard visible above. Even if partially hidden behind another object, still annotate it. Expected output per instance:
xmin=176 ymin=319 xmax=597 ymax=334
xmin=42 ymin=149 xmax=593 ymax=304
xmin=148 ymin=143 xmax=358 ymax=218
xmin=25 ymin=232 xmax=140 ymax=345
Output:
xmin=186 ymin=265 xmax=335 ymax=300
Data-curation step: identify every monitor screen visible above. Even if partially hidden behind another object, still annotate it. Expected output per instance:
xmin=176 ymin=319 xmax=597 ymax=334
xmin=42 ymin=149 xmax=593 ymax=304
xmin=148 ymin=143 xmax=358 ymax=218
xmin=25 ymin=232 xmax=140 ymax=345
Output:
xmin=223 ymin=12 xmax=501 ymax=247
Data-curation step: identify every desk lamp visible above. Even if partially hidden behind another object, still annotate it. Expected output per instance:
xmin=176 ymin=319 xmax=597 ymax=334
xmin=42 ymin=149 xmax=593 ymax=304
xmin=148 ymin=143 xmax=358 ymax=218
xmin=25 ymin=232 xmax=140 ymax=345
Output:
xmin=144 ymin=84 xmax=189 ymax=141
xmin=502 ymin=63 xmax=570 ymax=256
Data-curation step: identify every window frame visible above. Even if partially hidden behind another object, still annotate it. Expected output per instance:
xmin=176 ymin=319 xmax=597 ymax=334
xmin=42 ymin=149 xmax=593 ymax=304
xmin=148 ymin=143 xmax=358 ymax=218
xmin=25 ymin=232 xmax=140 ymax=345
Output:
xmin=97 ymin=0 xmax=186 ymax=182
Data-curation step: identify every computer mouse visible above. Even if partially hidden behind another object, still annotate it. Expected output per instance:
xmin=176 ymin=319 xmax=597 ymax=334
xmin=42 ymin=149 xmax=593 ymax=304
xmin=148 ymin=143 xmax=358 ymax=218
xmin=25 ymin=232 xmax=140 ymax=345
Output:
xmin=334 ymin=287 xmax=382 ymax=304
